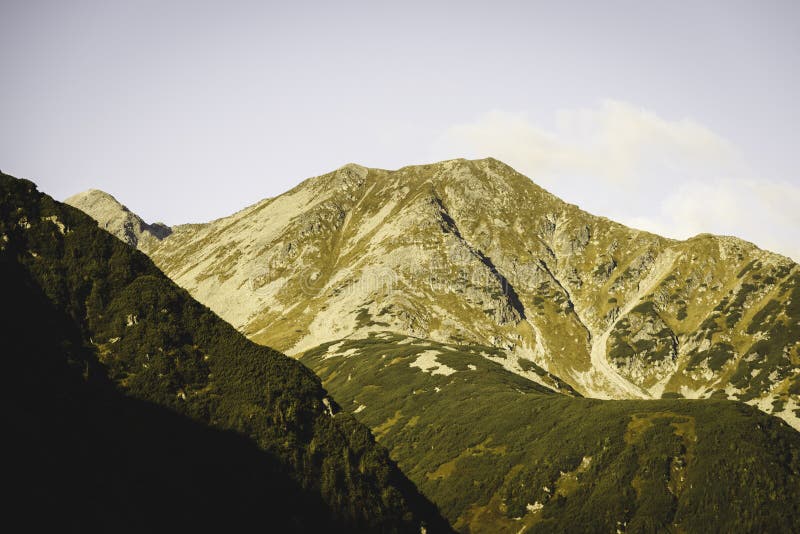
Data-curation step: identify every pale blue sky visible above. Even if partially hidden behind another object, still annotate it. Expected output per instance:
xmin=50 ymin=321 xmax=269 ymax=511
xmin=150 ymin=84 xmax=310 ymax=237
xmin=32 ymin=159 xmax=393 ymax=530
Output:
xmin=1 ymin=1 xmax=798 ymax=258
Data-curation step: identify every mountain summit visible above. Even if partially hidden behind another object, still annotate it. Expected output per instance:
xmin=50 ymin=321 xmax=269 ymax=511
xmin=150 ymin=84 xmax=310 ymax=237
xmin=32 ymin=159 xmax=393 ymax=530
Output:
xmin=71 ymin=158 xmax=798 ymax=428
xmin=65 ymin=188 xmax=171 ymax=247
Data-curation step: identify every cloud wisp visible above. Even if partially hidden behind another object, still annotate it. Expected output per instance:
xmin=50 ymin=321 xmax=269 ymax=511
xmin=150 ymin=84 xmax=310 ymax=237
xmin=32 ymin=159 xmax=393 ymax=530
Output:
xmin=433 ymin=100 xmax=799 ymax=262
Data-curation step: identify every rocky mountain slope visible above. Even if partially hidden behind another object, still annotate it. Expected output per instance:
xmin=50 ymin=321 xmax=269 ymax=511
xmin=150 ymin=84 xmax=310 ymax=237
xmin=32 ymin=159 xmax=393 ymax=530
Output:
xmin=300 ymin=332 xmax=800 ymax=532
xmin=70 ymin=158 xmax=800 ymax=429
xmin=3 ymin=171 xmax=451 ymax=532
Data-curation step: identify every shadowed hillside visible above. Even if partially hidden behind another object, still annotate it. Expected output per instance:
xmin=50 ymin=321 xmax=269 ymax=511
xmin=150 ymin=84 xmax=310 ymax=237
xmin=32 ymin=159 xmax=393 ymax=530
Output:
xmin=1 ymin=171 xmax=451 ymax=532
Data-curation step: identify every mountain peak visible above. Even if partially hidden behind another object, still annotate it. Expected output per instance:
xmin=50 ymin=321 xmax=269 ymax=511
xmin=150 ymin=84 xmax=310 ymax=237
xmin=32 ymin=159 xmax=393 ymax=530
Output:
xmin=65 ymin=189 xmax=171 ymax=247
xmin=337 ymin=162 xmax=369 ymax=173
xmin=66 ymin=188 xmax=124 ymax=207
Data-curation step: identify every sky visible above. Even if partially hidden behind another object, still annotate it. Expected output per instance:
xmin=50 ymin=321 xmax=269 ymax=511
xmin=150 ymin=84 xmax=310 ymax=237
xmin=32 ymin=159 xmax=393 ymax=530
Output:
xmin=1 ymin=1 xmax=798 ymax=260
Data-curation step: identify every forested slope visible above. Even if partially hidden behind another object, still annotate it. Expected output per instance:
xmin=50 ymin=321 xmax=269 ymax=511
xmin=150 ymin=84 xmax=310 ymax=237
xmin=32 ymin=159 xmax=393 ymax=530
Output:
xmin=0 ymin=172 xmax=451 ymax=532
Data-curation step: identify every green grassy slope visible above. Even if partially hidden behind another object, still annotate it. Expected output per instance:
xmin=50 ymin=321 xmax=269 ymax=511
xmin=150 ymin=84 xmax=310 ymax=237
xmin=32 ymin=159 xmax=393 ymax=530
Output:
xmin=302 ymin=333 xmax=800 ymax=533
xmin=0 ymin=172 xmax=452 ymax=532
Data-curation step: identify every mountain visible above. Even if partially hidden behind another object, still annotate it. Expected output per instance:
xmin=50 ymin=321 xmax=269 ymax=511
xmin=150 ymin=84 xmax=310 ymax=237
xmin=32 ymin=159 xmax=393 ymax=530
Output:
xmin=64 ymin=159 xmax=800 ymax=532
xmin=71 ymin=158 xmax=799 ymax=429
xmin=65 ymin=188 xmax=172 ymax=247
xmin=2 ymin=171 xmax=451 ymax=532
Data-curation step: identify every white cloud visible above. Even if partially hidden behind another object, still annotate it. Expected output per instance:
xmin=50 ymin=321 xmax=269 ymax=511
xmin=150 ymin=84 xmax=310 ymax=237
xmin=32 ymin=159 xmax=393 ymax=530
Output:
xmin=433 ymin=101 xmax=799 ymax=262
xmin=434 ymin=100 xmax=737 ymax=187
xmin=624 ymin=179 xmax=800 ymax=262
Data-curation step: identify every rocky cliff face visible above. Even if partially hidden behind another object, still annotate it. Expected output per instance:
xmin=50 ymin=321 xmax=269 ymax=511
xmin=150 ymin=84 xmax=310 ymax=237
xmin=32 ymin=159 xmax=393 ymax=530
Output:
xmin=69 ymin=158 xmax=800 ymax=429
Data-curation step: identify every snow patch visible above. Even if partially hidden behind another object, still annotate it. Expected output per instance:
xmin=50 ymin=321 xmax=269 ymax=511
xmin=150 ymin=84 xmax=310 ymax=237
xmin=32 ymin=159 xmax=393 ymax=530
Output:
xmin=410 ymin=350 xmax=456 ymax=376
xmin=320 ymin=341 xmax=346 ymax=360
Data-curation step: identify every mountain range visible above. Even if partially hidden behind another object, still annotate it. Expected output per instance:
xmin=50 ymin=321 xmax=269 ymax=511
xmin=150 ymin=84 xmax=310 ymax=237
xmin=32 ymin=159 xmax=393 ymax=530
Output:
xmin=59 ymin=158 xmax=800 ymax=532
xmin=68 ymin=158 xmax=800 ymax=428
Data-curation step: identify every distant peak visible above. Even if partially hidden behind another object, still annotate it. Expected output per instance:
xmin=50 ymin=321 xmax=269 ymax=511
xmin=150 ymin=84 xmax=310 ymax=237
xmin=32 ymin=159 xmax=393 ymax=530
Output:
xmin=334 ymin=163 xmax=370 ymax=183
xmin=329 ymin=157 xmax=518 ymax=177
xmin=337 ymin=163 xmax=368 ymax=172
xmin=65 ymin=188 xmax=171 ymax=247
xmin=65 ymin=188 xmax=126 ymax=208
